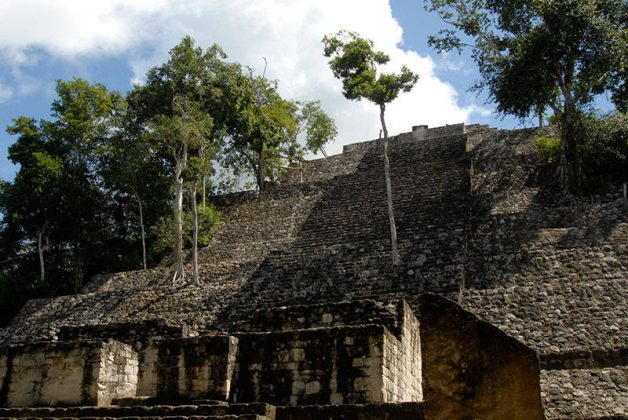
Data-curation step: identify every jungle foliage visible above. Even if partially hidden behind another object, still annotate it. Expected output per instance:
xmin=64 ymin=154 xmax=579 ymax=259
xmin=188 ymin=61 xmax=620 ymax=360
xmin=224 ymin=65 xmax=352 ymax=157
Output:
xmin=0 ymin=37 xmax=336 ymax=325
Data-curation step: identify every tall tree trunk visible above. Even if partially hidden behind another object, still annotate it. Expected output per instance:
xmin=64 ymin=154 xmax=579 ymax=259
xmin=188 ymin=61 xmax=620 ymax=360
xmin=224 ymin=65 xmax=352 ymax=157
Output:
xmin=380 ymin=104 xmax=401 ymax=266
xmin=191 ymin=179 xmax=199 ymax=284
xmin=38 ymin=229 xmax=45 ymax=283
xmin=257 ymin=145 xmax=265 ymax=191
xmin=537 ymin=104 xmax=544 ymax=128
xmin=135 ymin=193 xmax=147 ymax=270
xmin=202 ymin=176 xmax=207 ymax=207
xmin=200 ymin=143 xmax=207 ymax=207
xmin=558 ymin=96 xmax=580 ymax=193
xmin=172 ymin=146 xmax=187 ymax=283
xmin=73 ymin=248 xmax=85 ymax=293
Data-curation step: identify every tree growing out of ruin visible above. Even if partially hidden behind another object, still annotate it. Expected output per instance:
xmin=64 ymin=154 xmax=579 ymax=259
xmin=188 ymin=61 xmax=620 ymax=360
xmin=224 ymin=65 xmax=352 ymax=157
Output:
xmin=220 ymin=64 xmax=337 ymax=191
xmin=297 ymin=100 xmax=338 ymax=158
xmin=148 ymin=97 xmax=212 ymax=283
xmin=424 ymin=0 xmax=627 ymax=193
xmin=131 ymin=37 xmax=224 ymax=284
xmin=323 ymin=30 xmax=419 ymax=266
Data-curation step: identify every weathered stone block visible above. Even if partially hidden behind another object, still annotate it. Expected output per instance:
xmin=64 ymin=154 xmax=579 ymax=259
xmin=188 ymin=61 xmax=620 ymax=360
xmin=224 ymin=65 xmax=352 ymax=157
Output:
xmin=233 ymin=326 xmax=387 ymax=406
xmin=231 ymin=299 xmax=423 ymax=406
xmin=0 ymin=340 xmax=137 ymax=407
xmin=418 ymin=294 xmax=544 ymax=420
xmin=381 ymin=300 xmax=422 ymax=403
xmin=140 ymin=335 xmax=237 ymax=401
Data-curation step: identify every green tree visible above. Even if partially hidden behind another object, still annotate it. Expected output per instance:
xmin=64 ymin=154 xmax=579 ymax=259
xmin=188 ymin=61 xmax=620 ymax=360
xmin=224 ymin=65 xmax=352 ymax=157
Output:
xmin=425 ymin=0 xmax=627 ymax=192
xmin=322 ymin=30 xmax=419 ymax=265
xmin=147 ymin=97 xmax=213 ymax=283
xmin=130 ymin=36 xmax=222 ymax=283
xmin=1 ymin=79 xmax=124 ymax=301
xmin=186 ymin=113 xmax=215 ymax=283
xmin=578 ymin=112 xmax=627 ymax=192
xmin=218 ymin=62 xmax=336 ymax=190
xmin=150 ymin=204 xmax=221 ymax=256
xmin=99 ymin=100 xmax=171 ymax=270
xmin=222 ymin=72 xmax=298 ymax=191
xmin=7 ymin=80 xmax=122 ymax=292
xmin=49 ymin=79 xmax=122 ymax=291
xmin=3 ymin=118 xmax=62 ymax=283
xmin=297 ymin=100 xmax=338 ymax=158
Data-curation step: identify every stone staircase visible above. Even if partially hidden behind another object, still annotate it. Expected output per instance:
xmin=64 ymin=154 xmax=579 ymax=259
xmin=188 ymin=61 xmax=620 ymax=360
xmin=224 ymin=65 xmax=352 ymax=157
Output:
xmin=212 ymin=130 xmax=470 ymax=328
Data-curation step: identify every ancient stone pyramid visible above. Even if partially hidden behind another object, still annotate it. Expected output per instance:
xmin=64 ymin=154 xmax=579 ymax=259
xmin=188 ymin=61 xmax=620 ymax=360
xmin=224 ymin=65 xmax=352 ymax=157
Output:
xmin=1 ymin=123 xmax=626 ymax=419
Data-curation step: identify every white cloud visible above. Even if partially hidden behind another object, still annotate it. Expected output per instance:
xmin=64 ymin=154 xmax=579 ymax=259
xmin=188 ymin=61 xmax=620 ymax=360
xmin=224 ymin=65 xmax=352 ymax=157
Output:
xmin=0 ymin=0 xmax=478 ymax=155
xmin=472 ymin=107 xmax=495 ymax=118
xmin=0 ymin=81 xmax=12 ymax=103
xmin=0 ymin=0 xmax=165 ymax=57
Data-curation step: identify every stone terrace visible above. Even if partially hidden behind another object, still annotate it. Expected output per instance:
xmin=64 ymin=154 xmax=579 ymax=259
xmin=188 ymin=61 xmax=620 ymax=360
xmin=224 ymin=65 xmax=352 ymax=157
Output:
xmin=1 ymin=123 xmax=627 ymax=418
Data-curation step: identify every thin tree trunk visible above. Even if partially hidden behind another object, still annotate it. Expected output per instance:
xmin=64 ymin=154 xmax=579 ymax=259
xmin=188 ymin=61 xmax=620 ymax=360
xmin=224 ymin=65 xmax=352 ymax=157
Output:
xmin=380 ymin=104 xmax=400 ymax=266
xmin=73 ymin=248 xmax=85 ymax=293
xmin=200 ymin=143 xmax=207 ymax=207
xmin=558 ymin=95 xmax=580 ymax=193
xmin=135 ymin=193 xmax=147 ymax=270
xmin=38 ymin=229 xmax=45 ymax=283
xmin=537 ymin=103 xmax=544 ymax=128
xmin=202 ymin=176 xmax=207 ymax=207
xmin=191 ymin=179 xmax=199 ymax=284
xmin=257 ymin=145 xmax=265 ymax=191
xmin=172 ymin=146 xmax=187 ymax=283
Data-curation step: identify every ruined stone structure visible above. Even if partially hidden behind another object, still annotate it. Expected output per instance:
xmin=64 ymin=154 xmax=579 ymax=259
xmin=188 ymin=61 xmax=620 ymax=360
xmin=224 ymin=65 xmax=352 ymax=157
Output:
xmin=0 ymin=123 xmax=626 ymax=419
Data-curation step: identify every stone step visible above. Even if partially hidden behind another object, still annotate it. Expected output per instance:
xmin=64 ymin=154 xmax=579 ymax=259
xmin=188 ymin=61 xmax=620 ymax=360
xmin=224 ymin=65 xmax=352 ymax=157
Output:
xmin=0 ymin=417 xmax=269 ymax=420
xmin=0 ymin=402 xmax=276 ymax=419
xmin=277 ymin=401 xmax=425 ymax=420
xmin=111 ymin=398 xmax=228 ymax=407
xmin=222 ymin=298 xmax=399 ymax=334
xmin=0 ymin=402 xmax=429 ymax=420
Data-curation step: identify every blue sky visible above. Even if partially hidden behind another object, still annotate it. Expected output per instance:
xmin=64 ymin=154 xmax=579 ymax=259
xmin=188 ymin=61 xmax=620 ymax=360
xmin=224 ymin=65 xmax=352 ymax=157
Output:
xmin=0 ymin=0 xmax=548 ymax=182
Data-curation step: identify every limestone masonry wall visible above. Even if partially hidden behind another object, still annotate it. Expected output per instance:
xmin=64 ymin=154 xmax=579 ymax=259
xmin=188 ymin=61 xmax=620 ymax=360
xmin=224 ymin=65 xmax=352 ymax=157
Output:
xmin=224 ymin=299 xmax=399 ymax=335
xmin=418 ymin=294 xmax=544 ymax=420
xmin=381 ymin=300 xmax=422 ymax=402
xmin=0 ymin=340 xmax=137 ymax=407
xmin=541 ymin=367 xmax=628 ymax=419
xmin=462 ymin=126 xmax=627 ymax=360
xmin=231 ymin=300 xmax=422 ymax=406
xmin=233 ymin=326 xmax=386 ymax=406
xmin=140 ymin=335 xmax=238 ymax=401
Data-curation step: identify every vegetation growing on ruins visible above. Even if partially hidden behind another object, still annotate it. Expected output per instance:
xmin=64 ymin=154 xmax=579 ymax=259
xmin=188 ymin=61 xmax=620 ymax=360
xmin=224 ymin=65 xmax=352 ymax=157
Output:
xmin=425 ymin=0 xmax=627 ymax=193
xmin=0 ymin=1 xmax=625 ymax=324
xmin=322 ymin=30 xmax=419 ymax=266
xmin=536 ymin=136 xmax=561 ymax=164
xmin=0 ymin=37 xmax=336 ymax=323
xmin=576 ymin=112 xmax=627 ymax=193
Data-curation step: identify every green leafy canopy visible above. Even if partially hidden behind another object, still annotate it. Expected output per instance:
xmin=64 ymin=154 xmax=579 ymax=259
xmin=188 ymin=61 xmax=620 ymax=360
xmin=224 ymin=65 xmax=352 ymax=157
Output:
xmin=425 ymin=0 xmax=627 ymax=118
xmin=322 ymin=30 xmax=419 ymax=106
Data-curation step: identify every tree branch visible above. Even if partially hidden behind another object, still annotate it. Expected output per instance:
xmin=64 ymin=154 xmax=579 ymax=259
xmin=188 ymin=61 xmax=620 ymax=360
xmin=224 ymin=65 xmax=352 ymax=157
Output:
xmin=575 ymin=71 xmax=610 ymax=104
